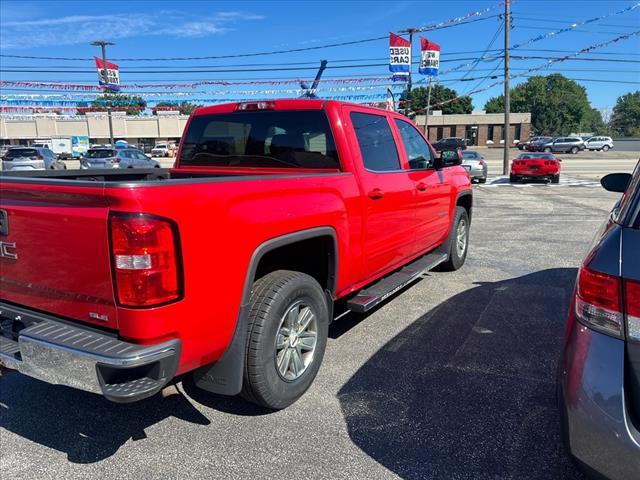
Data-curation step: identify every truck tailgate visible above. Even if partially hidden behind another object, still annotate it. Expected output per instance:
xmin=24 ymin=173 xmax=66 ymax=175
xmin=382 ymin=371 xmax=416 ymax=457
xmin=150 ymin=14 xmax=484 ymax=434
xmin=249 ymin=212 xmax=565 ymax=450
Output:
xmin=0 ymin=182 xmax=118 ymax=329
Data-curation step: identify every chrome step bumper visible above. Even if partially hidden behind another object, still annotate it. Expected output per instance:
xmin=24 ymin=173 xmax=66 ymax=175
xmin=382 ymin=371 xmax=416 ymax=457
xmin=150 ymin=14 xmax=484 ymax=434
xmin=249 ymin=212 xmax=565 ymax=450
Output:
xmin=0 ymin=302 xmax=180 ymax=403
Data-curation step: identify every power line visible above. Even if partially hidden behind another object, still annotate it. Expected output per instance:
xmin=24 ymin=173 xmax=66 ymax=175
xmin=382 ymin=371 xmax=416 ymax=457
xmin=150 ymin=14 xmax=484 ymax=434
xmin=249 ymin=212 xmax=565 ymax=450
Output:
xmin=0 ymin=11 xmax=502 ymax=62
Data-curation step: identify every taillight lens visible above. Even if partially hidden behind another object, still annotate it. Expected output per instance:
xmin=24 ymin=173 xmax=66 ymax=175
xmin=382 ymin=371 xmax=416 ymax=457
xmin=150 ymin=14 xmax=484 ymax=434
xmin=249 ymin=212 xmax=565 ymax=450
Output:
xmin=575 ymin=267 xmax=623 ymax=338
xmin=236 ymin=101 xmax=275 ymax=111
xmin=110 ymin=213 xmax=182 ymax=307
xmin=626 ymin=279 xmax=640 ymax=342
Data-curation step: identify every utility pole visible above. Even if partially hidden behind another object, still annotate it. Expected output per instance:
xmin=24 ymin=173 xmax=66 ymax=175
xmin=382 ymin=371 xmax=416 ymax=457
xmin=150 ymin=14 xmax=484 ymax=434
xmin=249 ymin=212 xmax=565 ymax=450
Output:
xmin=91 ymin=41 xmax=115 ymax=146
xmin=503 ymin=0 xmax=511 ymax=175
xmin=424 ymin=76 xmax=433 ymax=140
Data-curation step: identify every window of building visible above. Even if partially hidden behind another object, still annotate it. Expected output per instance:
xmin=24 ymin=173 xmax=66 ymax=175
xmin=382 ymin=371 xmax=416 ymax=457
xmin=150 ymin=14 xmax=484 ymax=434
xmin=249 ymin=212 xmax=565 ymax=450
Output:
xmin=514 ymin=124 xmax=522 ymax=141
xmin=449 ymin=126 xmax=456 ymax=137
xmin=487 ymin=125 xmax=494 ymax=141
xmin=436 ymin=127 xmax=444 ymax=140
xmin=350 ymin=112 xmax=400 ymax=172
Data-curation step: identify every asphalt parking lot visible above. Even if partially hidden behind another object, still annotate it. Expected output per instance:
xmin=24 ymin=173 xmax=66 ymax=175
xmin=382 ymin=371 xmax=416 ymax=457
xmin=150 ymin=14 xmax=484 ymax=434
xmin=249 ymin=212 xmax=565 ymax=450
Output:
xmin=0 ymin=183 xmax=621 ymax=480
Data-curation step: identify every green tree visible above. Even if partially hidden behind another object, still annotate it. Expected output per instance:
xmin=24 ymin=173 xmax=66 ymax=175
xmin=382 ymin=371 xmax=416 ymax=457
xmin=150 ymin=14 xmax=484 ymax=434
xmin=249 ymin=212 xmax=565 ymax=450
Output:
xmin=484 ymin=74 xmax=591 ymax=135
xmin=610 ymin=91 xmax=640 ymax=137
xmin=579 ymin=108 xmax=609 ymax=135
xmin=78 ymin=93 xmax=147 ymax=115
xmin=153 ymin=101 xmax=198 ymax=115
xmin=405 ymin=84 xmax=473 ymax=114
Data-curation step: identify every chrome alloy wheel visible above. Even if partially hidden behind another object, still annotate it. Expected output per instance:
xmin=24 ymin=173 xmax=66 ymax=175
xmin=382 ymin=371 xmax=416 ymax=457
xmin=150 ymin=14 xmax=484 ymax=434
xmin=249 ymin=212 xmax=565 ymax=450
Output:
xmin=275 ymin=301 xmax=318 ymax=381
xmin=456 ymin=218 xmax=468 ymax=258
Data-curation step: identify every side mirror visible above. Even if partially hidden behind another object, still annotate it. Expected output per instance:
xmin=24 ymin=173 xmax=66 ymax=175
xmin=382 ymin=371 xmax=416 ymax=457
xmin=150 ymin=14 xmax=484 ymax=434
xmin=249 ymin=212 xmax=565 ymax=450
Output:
xmin=601 ymin=173 xmax=631 ymax=193
xmin=436 ymin=149 xmax=462 ymax=168
xmin=408 ymin=158 xmax=429 ymax=170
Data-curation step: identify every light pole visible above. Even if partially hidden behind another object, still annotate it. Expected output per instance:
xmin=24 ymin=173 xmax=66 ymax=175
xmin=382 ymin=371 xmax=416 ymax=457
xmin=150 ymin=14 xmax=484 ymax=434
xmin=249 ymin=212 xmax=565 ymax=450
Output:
xmin=503 ymin=1 xmax=511 ymax=175
xmin=91 ymin=41 xmax=115 ymax=146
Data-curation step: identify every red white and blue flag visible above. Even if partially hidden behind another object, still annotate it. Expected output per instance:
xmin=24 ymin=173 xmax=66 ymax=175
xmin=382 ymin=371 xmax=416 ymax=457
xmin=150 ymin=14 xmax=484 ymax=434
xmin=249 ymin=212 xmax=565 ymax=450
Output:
xmin=94 ymin=57 xmax=121 ymax=91
xmin=419 ymin=38 xmax=440 ymax=76
xmin=389 ymin=33 xmax=411 ymax=82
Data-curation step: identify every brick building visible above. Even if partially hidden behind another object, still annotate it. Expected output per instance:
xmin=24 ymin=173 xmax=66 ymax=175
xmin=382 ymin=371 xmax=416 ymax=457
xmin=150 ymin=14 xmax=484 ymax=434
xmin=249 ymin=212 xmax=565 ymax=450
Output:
xmin=414 ymin=111 xmax=532 ymax=146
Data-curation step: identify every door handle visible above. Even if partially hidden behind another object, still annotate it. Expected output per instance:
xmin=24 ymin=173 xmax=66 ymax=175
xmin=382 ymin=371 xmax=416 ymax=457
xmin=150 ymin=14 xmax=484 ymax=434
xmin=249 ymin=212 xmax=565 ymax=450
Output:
xmin=368 ymin=188 xmax=384 ymax=200
xmin=416 ymin=182 xmax=428 ymax=192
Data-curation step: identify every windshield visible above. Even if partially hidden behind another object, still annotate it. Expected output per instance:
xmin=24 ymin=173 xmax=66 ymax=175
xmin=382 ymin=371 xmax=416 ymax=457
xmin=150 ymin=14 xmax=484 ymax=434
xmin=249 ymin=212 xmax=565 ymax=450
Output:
xmin=518 ymin=153 xmax=555 ymax=160
xmin=180 ymin=110 xmax=340 ymax=169
xmin=154 ymin=145 xmax=167 ymax=149
xmin=86 ymin=149 xmax=116 ymax=159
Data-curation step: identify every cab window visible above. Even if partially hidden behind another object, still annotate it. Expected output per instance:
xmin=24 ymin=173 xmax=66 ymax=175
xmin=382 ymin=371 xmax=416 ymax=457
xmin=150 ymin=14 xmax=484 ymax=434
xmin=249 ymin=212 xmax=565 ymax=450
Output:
xmin=350 ymin=112 xmax=400 ymax=172
xmin=394 ymin=119 xmax=434 ymax=169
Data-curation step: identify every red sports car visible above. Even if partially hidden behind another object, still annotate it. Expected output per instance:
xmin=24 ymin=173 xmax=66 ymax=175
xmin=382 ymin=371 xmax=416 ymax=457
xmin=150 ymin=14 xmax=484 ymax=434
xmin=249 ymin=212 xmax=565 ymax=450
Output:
xmin=510 ymin=152 xmax=561 ymax=183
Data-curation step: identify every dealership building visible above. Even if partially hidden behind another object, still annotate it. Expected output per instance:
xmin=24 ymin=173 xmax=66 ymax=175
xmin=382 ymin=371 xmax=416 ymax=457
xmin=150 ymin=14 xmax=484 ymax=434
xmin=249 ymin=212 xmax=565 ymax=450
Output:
xmin=0 ymin=110 xmax=532 ymax=149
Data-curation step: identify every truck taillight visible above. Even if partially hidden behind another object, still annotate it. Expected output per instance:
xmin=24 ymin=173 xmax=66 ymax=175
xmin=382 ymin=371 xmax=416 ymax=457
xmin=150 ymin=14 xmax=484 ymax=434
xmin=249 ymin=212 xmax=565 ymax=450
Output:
xmin=626 ymin=279 xmax=640 ymax=341
xmin=109 ymin=213 xmax=182 ymax=307
xmin=575 ymin=267 xmax=623 ymax=338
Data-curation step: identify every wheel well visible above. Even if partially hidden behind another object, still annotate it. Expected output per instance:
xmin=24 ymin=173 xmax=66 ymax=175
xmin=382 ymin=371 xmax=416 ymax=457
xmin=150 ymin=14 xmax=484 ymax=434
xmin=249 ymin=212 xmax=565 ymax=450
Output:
xmin=254 ymin=235 xmax=336 ymax=293
xmin=456 ymin=193 xmax=473 ymax=221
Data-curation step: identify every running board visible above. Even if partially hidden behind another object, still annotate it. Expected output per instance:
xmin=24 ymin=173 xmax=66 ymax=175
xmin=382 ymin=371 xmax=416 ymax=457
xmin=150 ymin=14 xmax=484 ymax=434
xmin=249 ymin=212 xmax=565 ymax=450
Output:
xmin=347 ymin=249 xmax=448 ymax=313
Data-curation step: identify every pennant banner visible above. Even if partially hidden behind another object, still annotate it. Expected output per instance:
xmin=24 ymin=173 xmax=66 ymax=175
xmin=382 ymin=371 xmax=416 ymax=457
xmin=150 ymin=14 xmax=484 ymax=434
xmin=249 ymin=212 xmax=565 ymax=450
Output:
xmin=94 ymin=57 xmax=121 ymax=91
xmin=419 ymin=38 xmax=440 ymax=76
xmin=389 ymin=32 xmax=411 ymax=82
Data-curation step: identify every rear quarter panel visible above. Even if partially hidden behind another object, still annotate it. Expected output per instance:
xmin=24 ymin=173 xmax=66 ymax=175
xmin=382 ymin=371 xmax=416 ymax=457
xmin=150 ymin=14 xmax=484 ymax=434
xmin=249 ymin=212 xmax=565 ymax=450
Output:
xmin=108 ymin=173 xmax=362 ymax=373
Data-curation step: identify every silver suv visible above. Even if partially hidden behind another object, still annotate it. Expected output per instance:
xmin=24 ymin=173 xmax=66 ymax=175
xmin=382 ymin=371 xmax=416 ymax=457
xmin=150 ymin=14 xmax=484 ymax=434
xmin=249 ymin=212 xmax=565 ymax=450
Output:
xmin=81 ymin=148 xmax=160 ymax=169
xmin=1 ymin=146 xmax=66 ymax=171
xmin=584 ymin=136 xmax=614 ymax=151
xmin=541 ymin=137 xmax=585 ymax=154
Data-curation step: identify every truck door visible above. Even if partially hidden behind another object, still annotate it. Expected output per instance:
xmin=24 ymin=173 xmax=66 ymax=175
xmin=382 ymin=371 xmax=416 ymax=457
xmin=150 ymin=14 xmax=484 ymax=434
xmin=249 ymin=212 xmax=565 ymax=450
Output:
xmin=346 ymin=108 xmax=416 ymax=279
xmin=393 ymin=118 xmax=452 ymax=251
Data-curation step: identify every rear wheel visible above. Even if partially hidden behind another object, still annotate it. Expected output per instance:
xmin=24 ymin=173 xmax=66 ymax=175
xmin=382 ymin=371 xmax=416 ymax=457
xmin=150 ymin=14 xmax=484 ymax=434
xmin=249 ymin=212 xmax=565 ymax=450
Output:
xmin=241 ymin=270 xmax=329 ymax=410
xmin=509 ymin=174 xmax=518 ymax=183
xmin=478 ymin=177 xmax=487 ymax=184
xmin=552 ymin=174 xmax=560 ymax=184
xmin=440 ymin=206 xmax=469 ymax=271
xmin=544 ymin=147 xmax=552 ymax=153
xmin=570 ymin=146 xmax=578 ymax=154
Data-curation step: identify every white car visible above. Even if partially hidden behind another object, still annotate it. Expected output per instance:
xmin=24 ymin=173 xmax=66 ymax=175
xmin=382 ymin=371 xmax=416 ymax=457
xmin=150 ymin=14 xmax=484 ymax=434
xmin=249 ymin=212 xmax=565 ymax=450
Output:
xmin=151 ymin=143 xmax=174 ymax=157
xmin=584 ymin=136 xmax=614 ymax=151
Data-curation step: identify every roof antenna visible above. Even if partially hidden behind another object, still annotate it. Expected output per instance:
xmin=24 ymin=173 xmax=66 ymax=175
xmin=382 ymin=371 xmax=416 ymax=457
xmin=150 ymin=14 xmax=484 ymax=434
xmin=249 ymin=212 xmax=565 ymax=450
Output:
xmin=300 ymin=60 xmax=328 ymax=98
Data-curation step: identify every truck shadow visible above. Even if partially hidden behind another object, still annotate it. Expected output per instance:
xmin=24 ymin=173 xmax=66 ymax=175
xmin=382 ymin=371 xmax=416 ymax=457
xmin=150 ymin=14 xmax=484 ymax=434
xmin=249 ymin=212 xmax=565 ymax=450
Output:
xmin=0 ymin=375 xmax=210 ymax=463
xmin=337 ymin=268 xmax=585 ymax=480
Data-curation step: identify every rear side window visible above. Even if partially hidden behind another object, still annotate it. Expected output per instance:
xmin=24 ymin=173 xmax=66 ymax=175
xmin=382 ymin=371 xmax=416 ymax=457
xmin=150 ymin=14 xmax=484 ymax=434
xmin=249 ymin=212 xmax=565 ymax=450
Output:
xmin=180 ymin=110 xmax=340 ymax=169
xmin=350 ymin=112 xmax=400 ymax=172
xmin=617 ymin=161 xmax=640 ymax=228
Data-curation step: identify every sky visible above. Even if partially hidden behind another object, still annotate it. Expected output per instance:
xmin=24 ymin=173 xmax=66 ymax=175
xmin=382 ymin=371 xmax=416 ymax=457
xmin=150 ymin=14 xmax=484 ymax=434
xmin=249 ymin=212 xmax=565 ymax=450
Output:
xmin=0 ymin=0 xmax=638 ymax=115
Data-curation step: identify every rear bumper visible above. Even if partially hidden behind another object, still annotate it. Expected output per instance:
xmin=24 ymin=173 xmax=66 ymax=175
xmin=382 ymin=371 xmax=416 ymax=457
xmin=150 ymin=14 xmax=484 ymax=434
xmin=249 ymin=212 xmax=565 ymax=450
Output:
xmin=559 ymin=317 xmax=640 ymax=479
xmin=0 ymin=302 xmax=180 ymax=403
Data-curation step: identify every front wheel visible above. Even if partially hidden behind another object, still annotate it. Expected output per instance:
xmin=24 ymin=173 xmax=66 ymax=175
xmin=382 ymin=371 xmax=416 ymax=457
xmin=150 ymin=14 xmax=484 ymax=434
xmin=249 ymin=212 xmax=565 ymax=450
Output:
xmin=241 ymin=270 xmax=329 ymax=410
xmin=544 ymin=147 xmax=552 ymax=153
xmin=439 ymin=206 xmax=469 ymax=271
xmin=570 ymin=146 xmax=578 ymax=154
xmin=552 ymin=174 xmax=560 ymax=184
xmin=602 ymin=145 xmax=610 ymax=152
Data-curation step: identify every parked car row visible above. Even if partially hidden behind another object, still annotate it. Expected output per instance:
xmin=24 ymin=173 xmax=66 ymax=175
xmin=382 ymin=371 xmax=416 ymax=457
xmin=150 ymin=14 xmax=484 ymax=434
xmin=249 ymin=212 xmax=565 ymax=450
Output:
xmin=1 ymin=145 xmax=160 ymax=171
xmin=518 ymin=135 xmax=614 ymax=153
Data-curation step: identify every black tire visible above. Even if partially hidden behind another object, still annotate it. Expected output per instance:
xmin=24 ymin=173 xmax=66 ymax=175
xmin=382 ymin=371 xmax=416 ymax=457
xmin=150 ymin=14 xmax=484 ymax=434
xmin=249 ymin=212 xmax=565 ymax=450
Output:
xmin=241 ymin=270 xmax=329 ymax=410
xmin=552 ymin=174 xmax=560 ymax=184
xmin=570 ymin=146 xmax=578 ymax=154
xmin=478 ymin=177 xmax=487 ymax=184
xmin=439 ymin=206 xmax=469 ymax=271
xmin=509 ymin=174 xmax=518 ymax=183
xmin=602 ymin=145 xmax=610 ymax=152
xmin=544 ymin=147 xmax=552 ymax=153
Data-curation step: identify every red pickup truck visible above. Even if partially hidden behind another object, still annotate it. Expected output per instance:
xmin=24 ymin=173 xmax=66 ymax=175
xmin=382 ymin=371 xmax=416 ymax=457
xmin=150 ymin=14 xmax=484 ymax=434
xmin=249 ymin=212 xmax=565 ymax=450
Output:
xmin=0 ymin=99 xmax=472 ymax=409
